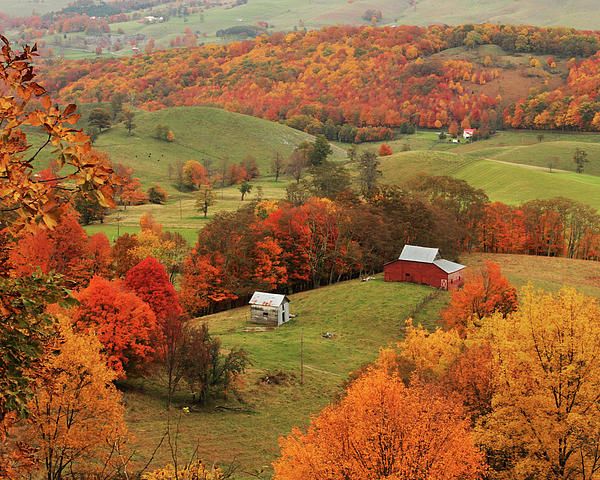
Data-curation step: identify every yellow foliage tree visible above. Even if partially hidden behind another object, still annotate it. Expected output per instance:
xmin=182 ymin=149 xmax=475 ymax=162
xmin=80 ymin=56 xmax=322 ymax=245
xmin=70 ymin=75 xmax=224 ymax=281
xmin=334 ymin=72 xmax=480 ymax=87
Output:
xmin=478 ymin=287 xmax=600 ymax=480
xmin=143 ymin=461 xmax=223 ymax=480
xmin=23 ymin=316 xmax=129 ymax=479
xmin=396 ymin=319 xmax=464 ymax=379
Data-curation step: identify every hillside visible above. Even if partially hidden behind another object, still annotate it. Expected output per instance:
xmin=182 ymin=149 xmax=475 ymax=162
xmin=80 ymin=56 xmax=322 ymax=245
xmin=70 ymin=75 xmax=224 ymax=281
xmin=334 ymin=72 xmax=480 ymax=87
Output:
xmin=71 ymin=105 xmax=345 ymax=241
xmin=123 ymin=251 xmax=600 ymax=477
xmin=379 ymin=149 xmax=600 ymax=209
xmin=89 ymin=106 xmax=345 ymax=192
xmin=123 ymin=277 xmax=446 ymax=477
xmin=393 ymin=0 xmax=600 ymax=31
xmin=463 ymin=252 xmax=600 ymax=298
xmin=42 ymin=25 xmax=600 ymax=138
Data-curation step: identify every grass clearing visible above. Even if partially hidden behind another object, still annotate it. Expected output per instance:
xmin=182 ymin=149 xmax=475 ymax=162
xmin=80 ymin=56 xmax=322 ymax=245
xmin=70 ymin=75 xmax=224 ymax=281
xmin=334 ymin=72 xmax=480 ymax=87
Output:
xmin=123 ymin=277 xmax=446 ymax=477
xmin=463 ymin=253 xmax=600 ymax=298
xmin=84 ymin=178 xmax=288 ymax=243
xmin=379 ymin=147 xmax=600 ymax=209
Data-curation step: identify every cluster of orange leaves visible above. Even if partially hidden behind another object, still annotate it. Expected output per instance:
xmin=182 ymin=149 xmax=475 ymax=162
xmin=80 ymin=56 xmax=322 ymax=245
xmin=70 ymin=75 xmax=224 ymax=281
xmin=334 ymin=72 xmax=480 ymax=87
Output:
xmin=0 ymin=36 xmax=115 ymax=233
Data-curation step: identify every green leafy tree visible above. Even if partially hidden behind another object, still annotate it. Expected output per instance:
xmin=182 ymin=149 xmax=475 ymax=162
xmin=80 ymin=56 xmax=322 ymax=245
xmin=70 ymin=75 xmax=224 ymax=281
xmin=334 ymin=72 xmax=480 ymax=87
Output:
xmin=110 ymin=92 xmax=125 ymax=120
xmin=122 ymin=109 xmax=136 ymax=135
xmin=309 ymin=135 xmax=333 ymax=166
xmin=309 ymin=161 xmax=351 ymax=199
xmin=73 ymin=192 xmax=107 ymax=225
xmin=357 ymin=151 xmax=382 ymax=199
xmin=271 ymin=152 xmax=286 ymax=182
xmin=0 ymin=274 xmax=73 ymax=420
xmin=573 ymin=147 xmax=589 ymax=173
xmin=177 ymin=324 xmax=249 ymax=405
xmin=88 ymin=107 xmax=111 ymax=132
xmin=239 ymin=181 xmax=253 ymax=201
xmin=147 ymin=184 xmax=168 ymax=204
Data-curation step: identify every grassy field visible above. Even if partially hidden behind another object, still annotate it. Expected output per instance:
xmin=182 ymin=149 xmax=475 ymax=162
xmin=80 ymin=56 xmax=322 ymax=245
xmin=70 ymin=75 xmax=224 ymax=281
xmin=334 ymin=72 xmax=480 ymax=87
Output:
xmin=379 ymin=150 xmax=600 ymax=209
xmin=90 ymin=106 xmax=345 ymax=194
xmin=344 ymin=127 xmax=600 ymax=209
xmin=84 ymin=178 xmax=288 ymax=243
xmin=122 ymin=252 xmax=600 ymax=478
xmin=463 ymin=252 xmax=600 ymax=298
xmin=123 ymin=277 xmax=446 ymax=477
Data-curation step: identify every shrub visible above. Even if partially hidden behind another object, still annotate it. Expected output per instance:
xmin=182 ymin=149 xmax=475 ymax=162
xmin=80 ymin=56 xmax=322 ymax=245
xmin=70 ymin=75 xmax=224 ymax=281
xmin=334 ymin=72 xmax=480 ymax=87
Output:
xmin=147 ymin=184 xmax=168 ymax=204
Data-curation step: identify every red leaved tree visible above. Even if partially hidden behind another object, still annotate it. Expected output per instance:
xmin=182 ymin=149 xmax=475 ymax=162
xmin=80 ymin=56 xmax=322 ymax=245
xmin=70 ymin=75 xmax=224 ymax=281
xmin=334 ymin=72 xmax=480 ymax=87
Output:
xmin=125 ymin=257 xmax=185 ymax=404
xmin=378 ymin=143 xmax=393 ymax=156
xmin=9 ymin=210 xmax=94 ymax=286
xmin=72 ymin=276 xmax=157 ymax=377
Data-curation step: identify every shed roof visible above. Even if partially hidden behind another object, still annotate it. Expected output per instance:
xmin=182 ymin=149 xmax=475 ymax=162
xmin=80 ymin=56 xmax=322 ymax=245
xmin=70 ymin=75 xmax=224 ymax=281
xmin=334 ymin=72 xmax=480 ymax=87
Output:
xmin=398 ymin=245 xmax=440 ymax=263
xmin=433 ymin=259 xmax=466 ymax=274
xmin=249 ymin=292 xmax=289 ymax=307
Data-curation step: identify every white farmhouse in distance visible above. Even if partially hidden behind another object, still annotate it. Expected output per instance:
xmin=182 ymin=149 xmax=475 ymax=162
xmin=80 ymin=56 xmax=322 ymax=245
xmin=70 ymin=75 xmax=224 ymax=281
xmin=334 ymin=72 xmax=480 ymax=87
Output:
xmin=249 ymin=292 xmax=291 ymax=327
xmin=463 ymin=128 xmax=475 ymax=140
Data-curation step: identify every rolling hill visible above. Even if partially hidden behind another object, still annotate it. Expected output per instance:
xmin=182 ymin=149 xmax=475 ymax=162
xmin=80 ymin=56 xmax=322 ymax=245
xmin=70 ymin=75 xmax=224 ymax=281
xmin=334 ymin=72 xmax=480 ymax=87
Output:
xmin=90 ymin=105 xmax=346 ymax=193
xmin=123 ymin=277 xmax=446 ymax=477
xmin=379 ymin=149 xmax=600 ymax=209
xmin=73 ymin=105 xmax=346 ymax=241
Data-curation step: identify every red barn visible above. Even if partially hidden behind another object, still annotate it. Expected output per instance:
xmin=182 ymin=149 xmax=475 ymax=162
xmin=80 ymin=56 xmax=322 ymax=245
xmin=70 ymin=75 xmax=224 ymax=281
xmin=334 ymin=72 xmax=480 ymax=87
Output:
xmin=384 ymin=245 xmax=466 ymax=290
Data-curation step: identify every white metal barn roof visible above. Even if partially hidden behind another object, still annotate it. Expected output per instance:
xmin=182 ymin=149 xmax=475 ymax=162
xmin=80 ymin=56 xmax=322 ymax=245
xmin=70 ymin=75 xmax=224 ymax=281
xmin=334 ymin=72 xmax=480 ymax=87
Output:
xmin=433 ymin=259 xmax=465 ymax=273
xmin=398 ymin=245 xmax=441 ymax=263
xmin=398 ymin=245 xmax=465 ymax=273
xmin=249 ymin=292 xmax=289 ymax=307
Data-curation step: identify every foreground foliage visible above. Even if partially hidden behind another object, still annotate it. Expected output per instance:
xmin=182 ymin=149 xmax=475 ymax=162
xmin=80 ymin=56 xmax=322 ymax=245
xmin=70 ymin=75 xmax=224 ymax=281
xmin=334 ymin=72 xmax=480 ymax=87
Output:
xmin=0 ymin=35 xmax=113 ymax=233
xmin=480 ymin=287 xmax=600 ymax=479
xmin=273 ymin=364 xmax=486 ymax=479
xmin=21 ymin=317 xmax=129 ymax=479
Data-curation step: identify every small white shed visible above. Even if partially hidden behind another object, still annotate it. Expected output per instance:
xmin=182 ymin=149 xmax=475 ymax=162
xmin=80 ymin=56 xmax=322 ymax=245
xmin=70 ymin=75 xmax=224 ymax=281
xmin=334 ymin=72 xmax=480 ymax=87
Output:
xmin=249 ymin=292 xmax=291 ymax=327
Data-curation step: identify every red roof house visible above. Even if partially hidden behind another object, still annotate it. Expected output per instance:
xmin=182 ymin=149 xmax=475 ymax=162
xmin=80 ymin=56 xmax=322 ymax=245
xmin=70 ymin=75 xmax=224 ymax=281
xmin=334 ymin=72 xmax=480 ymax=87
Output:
xmin=383 ymin=245 xmax=466 ymax=290
xmin=463 ymin=128 xmax=476 ymax=139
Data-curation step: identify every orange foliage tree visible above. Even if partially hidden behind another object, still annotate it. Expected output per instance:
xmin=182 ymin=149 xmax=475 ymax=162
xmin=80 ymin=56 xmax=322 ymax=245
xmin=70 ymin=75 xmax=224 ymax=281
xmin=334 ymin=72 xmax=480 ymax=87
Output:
xmin=273 ymin=365 xmax=485 ymax=479
xmin=9 ymin=210 xmax=96 ymax=287
xmin=442 ymin=261 xmax=517 ymax=334
xmin=0 ymin=35 xmax=113 ymax=233
xmin=71 ymin=276 xmax=157 ymax=377
xmin=392 ymin=320 xmax=493 ymax=420
xmin=478 ymin=287 xmax=600 ymax=479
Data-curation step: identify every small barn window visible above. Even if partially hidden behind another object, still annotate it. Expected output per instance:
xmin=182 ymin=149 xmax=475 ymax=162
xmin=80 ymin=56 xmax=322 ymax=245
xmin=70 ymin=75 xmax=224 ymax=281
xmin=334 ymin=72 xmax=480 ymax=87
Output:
xmin=263 ymin=311 xmax=269 ymax=317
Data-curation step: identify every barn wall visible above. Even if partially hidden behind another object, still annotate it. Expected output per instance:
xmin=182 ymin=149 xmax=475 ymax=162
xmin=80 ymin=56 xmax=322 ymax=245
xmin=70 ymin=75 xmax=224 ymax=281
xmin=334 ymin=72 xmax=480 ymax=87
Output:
xmin=384 ymin=260 xmax=464 ymax=290
xmin=447 ymin=270 xmax=465 ymax=290
xmin=250 ymin=305 xmax=280 ymax=326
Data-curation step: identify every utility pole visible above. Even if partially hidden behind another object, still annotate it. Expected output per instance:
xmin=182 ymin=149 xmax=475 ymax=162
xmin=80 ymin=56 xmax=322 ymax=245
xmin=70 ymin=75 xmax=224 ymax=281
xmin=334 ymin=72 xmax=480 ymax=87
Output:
xmin=300 ymin=328 xmax=304 ymax=386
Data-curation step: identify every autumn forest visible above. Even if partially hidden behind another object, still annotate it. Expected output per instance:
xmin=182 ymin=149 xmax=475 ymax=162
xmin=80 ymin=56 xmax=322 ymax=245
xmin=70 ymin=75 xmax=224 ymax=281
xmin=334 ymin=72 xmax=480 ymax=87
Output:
xmin=2 ymin=1 xmax=600 ymax=479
